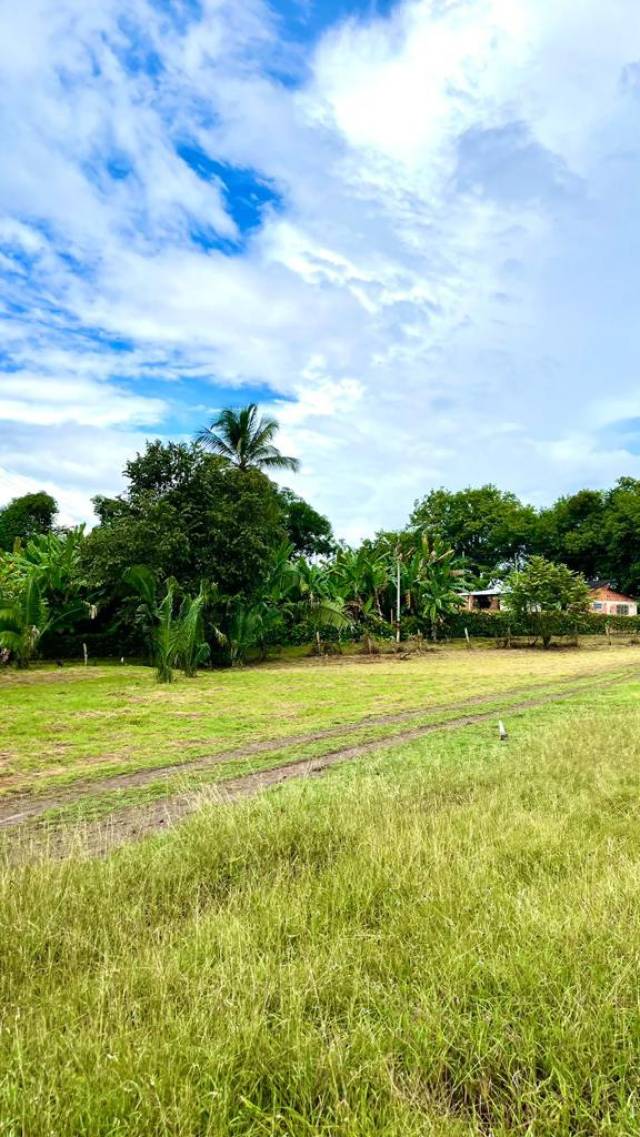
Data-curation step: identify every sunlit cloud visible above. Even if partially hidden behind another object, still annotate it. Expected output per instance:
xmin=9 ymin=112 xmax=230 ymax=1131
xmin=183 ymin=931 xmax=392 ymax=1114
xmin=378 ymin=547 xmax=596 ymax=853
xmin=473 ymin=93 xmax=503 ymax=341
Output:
xmin=2 ymin=0 xmax=640 ymax=536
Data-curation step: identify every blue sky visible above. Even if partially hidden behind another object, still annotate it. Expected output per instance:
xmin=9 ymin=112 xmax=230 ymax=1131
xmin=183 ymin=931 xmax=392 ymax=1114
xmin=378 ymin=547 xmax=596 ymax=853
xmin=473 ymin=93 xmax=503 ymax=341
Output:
xmin=1 ymin=0 xmax=640 ymax=540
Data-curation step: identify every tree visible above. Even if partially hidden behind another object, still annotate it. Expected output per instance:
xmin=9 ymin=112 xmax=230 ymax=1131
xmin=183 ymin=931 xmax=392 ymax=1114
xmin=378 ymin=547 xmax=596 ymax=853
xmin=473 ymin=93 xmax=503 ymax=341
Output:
xmin=599 ymin=478 xmax=640 ymax=595
xmin=278 ymin=489 xmax=335 ymax=557
xmin=292 ymin=558 xmax=350 ymax=649
xmin=225 ymin=602 xmax=269 ymax=667
xmin=195 ymin=403 xmax=300 ymax=473
xmin=332 ymin=546 xmax=390 ymax=633
xmin=175 ymin=585 xmax=212 ymax=678
xmin=84 ymin=442 xmax=288 ymax=606
xmin=506 ymin=556 xmax=589 ymax=648
xmin=406 ymin=533 xmax=467 ymax=641
xmin=6 ymin=529 xmax=87 ymax=603
xmin=533 ymin=479 xmax=640 ymax=595
xmin=0 ymin=492 xmax=57 ymax=551
xmin=410 ymin=485 xmax=536 ymax=583
xmin=535 ymin=490 xmax=607 ymax=579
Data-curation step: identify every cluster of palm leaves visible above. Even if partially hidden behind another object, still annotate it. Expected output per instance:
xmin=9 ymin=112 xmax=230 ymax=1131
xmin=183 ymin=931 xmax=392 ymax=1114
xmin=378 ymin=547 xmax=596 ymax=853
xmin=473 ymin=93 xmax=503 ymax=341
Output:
xmin=196 ymin=403 xmax=300 ymax=472
xmin=0 ymin=530 xmax=92 ymax=667
xmin=123 ymin=567 xmax=213 ymax=682
xmin=219 ymin=530 xmax=467 ymax=666
xmin=331 ymin=531 xmax=467 ymax=642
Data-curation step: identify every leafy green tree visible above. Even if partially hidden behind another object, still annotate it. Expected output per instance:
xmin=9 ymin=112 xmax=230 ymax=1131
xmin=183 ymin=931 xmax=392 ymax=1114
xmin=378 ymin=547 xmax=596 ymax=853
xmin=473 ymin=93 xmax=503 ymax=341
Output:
xmin=84 ymin=442 xmax=287 ymax=605
xmin=535 ymin=490 xmax=607 ymax=579
xmin=195 ymin=403 xmax=300 ymax=473
xmin=506 ymin=556 xmax=589 ymax=648
xmin=599 ymin=478 xmax=640 ymax=595
xmin=411 ymin=485 xmax=536 ymax=583
xmin=0 ymin=492 xmax=57 ymax=551
xmin=533 ymin=479 xmax=640 ymax=594
xmin=278 ymin=489 xmax=335 ymax=557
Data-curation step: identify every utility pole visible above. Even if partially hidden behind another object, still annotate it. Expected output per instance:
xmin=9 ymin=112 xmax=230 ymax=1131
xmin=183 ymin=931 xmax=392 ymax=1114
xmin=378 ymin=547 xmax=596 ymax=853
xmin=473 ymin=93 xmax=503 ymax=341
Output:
xmin=396 ymin=555 xmax=401 ymax=643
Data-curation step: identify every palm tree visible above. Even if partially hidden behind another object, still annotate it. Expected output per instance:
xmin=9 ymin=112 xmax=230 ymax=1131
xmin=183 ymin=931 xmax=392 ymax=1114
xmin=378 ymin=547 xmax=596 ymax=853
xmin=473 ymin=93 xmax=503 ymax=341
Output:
xmin=195 ymin=403 xmax=300 ymax=473
xmin=292 ymin=558 xmax=351 ymax=652
xmin=123 ymin=567 xmax=215 ymax=681
xmin=225 ymin=602 xmax=266 ymax=667
xmin=175 ymin=584 xmax=212 ymax=677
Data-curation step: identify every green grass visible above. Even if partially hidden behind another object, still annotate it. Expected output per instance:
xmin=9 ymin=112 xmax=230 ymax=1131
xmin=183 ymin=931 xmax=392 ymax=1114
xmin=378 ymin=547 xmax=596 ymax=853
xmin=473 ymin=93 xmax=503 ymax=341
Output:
xmin=18 ymin=671 xmax=631 ymax=829
xmin=1 ymin=642 xmax=638 ymax=798
xmin=2 ymin=675 xmax=640 ymax=1134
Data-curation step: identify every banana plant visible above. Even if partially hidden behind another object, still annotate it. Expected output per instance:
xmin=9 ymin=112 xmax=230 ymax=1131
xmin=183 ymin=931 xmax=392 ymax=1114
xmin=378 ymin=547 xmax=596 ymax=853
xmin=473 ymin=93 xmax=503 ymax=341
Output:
xmin=292 ymin=557 xmax=351 ymax=651
xmin=409 ymin=533 xmax=468 ymax=640
xmin=0 ymin=576 xmax=88 ymax=667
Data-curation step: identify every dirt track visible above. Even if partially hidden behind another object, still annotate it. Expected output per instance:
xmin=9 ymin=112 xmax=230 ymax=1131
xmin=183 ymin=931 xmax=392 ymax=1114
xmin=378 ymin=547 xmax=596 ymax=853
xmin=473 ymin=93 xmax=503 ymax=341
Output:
xmin=2 ymin=668 xmax=635 ymax=860
xmin=0 ymin=666 xmax=631 ymax=831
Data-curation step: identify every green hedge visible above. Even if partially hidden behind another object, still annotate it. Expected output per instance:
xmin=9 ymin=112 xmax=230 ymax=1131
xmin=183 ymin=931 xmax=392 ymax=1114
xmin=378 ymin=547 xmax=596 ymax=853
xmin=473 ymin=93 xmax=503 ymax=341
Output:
xmin=274 ymin=610 xmax=640 ymax=647
xmin=38 ymin=609 xmax=640 ymax=663
xmin=443 ymin=610 xmax=640 ymax=639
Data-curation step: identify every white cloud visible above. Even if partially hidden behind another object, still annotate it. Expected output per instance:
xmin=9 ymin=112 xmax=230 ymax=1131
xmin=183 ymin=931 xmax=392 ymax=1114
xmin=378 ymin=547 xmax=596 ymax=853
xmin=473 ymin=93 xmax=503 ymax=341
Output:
xmin=2 ymin=0 xmax=640 ymax=539
xmin=0 ymin=373 xmax=166 ymax=427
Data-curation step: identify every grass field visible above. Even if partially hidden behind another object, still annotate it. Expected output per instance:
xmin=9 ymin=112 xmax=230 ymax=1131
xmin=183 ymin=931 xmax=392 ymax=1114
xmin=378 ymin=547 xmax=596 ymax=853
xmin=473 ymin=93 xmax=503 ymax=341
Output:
xmin=2 ymin=644 xmax=640 ymax=1134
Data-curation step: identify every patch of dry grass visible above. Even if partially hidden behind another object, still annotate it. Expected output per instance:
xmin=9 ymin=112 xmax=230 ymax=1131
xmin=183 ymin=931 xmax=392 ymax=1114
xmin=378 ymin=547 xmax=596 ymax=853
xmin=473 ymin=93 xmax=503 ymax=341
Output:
xmin=2 ymin=681 xmax=640 ymax=1134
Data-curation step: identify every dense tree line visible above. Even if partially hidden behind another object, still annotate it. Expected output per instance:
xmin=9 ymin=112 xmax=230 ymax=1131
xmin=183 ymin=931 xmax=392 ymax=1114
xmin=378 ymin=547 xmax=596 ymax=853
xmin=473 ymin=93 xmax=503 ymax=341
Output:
xmin=2 ymin=403 xmax=640 ymax=671
xmin=411 ymin=480 xmax=640 ymax=593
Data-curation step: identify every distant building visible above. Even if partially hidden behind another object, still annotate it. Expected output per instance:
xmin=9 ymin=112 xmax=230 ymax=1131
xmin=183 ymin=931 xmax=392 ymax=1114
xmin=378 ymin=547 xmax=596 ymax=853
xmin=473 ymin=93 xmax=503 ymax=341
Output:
xmin=462 ymin=579 xmax=638 ymax=617
xmin=588 ymin=582 xmax=638 ymax=616
xmin=462 ymin=583 xmax=506 ymax=612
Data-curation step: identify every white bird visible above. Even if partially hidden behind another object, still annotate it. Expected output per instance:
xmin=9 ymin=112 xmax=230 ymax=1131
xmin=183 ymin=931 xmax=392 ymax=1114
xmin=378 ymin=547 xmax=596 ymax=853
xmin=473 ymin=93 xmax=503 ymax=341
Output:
xmin=498 ymin=720 xmax=508 ymax=741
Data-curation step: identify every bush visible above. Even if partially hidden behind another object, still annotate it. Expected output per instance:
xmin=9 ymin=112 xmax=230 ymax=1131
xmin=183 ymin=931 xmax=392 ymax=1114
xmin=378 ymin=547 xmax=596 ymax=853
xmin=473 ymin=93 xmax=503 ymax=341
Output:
xmin=42 ymin=628 xmax=145 ymax=661
xmin=443 ymin=610 xmax=640 ymax=640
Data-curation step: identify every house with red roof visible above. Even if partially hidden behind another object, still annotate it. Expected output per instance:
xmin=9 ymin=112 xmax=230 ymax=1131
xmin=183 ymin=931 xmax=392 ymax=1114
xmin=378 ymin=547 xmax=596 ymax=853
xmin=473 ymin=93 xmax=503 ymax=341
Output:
xmin=588 ymin=582 xmax=638 ymax=616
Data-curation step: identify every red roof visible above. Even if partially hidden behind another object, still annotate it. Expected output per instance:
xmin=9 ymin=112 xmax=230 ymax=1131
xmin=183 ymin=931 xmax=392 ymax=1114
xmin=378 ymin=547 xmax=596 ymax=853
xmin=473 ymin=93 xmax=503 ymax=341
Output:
xmin=589 ymin=586 xmax=636 ymax=603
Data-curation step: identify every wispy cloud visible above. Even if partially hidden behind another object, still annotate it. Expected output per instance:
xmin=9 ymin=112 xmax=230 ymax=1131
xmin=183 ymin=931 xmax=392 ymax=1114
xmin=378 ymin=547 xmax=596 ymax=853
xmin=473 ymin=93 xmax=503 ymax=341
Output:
xmin=2 ymin=0 xmax=640 ymax=540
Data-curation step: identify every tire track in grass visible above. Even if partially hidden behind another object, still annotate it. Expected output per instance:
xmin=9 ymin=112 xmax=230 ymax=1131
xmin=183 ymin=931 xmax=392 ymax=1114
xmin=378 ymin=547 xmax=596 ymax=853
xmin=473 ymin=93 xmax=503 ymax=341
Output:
xmin=0 ymin=665 xmax=634 ymax=825
xmin=3 ymin=669 xmax=636 ymax=858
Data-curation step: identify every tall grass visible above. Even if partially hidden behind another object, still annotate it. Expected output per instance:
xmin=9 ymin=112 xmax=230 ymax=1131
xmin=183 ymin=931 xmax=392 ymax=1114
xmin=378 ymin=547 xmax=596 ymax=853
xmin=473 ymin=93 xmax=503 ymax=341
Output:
xmin=2 ymin=693 xmax=640 ymax=1135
